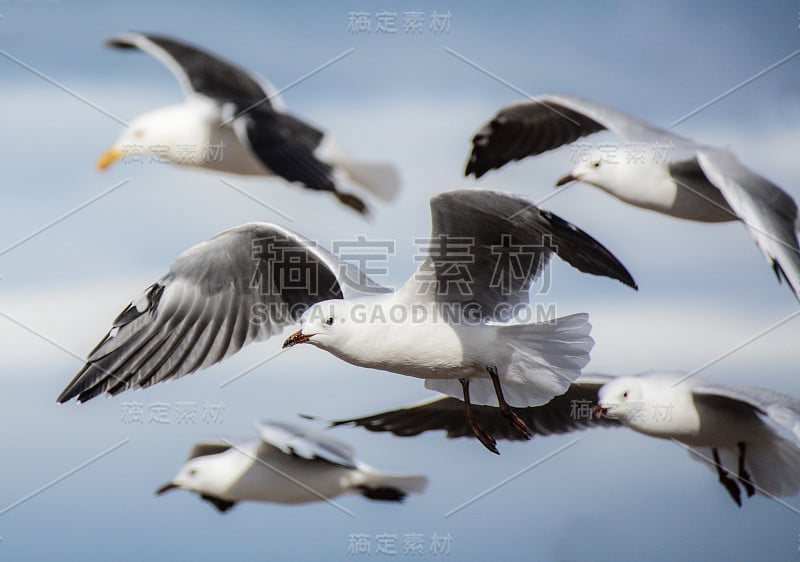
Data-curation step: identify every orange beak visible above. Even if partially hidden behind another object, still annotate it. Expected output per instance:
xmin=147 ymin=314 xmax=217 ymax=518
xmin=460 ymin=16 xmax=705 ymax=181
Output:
xmin=97 ymin=148 xmax=124 ymax=171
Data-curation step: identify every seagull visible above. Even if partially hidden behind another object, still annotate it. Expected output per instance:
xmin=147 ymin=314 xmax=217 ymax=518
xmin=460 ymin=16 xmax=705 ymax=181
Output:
xmin=465 ymin=94 xmax=800 ymax=300
xmin=156 ymin=420 xmax=427 ymax=512
xmin=57 ymin=189 xmax=637 ymax=453
xmin=326 ymin=372 xmax=800 ymax=506
xmin=319 ymin=374 xmax=620 ymax=440
xmin=98 ymin=32 xmax=401 ymax=215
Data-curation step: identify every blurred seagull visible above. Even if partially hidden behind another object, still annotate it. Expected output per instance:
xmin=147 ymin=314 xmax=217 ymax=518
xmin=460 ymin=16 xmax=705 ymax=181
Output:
xmin=156 ymin=420 xmax=427 ymax=512
xmin=99 ymin=32 xmax=400 ymax=215
xmin=57 ymin=190 xmax=636 ymax=453
xmin=465 ymin=94 xmax=800 ymax=300
xmin=327 ymin=372 xmax=800 ymax=506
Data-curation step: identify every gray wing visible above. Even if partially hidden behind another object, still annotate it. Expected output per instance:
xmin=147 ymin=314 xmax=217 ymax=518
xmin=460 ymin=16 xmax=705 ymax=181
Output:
xmin=396 ymin=190 xmax=636 ymax=319
xmin=57 ymin=223 xmax=385 ymax=403
xmin=187 ymin=442 xmax=233 ymax=460
xmin=256 ymin=420 xmax=358 ymax=469
xmin=107 ymin=32 xmax=282 ymax=110
xmin=329 ymin=375 xmax=621 ymax=441
xmin=696 ymin=149 xmax=800 ymax=300
xmin=692 ymin=383 xmax=800 ymax=441
xmin=466 ymin=93 xmax=684 ymax=178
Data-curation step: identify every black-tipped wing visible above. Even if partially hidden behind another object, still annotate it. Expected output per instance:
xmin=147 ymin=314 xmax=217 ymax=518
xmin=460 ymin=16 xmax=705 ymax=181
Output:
xmin=107 ymin=32 xmax=278 ymax=109
xmin=330 ymin=375 xmax=620 ymax=441
xmin=200 ymin=494 xmax=237 ymax=513
xmin=465 ymin=94 xmax=679 ymax=178
xmin=397 ymin=190 xmax=636 ymax=319
xmin=242 ymin=110 xmax=342 ymax=197
xmin=58 ymin=223 xmax=384 ymax=403
xmin=696 ymin=149 xmax=800 ymax=301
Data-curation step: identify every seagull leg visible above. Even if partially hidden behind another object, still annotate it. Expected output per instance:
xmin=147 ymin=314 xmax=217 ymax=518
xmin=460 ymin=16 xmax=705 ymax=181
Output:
xmin=460 ymin=378 xmax=499 ymax=454
xmin=736 ymin=442 xmax=756 ymax=498
xmin=487 ymin=365 xmax=532 ymax=440
xmin=712 ymin=448 xmax=742 ymax=507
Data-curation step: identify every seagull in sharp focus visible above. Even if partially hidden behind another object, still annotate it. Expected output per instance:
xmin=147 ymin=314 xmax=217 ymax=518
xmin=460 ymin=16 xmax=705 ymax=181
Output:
xmin=99 ymin=32 xmax=400 ymax=215
xmin=324 ymin=372 xmax=800 ymax=507
xmin=465 ymin=94 xmax=800 ymax=300
xmin=156 ymin=420 xmax=427 ymax=512
xmin=57 ymin=189 xmax=637 ymax=454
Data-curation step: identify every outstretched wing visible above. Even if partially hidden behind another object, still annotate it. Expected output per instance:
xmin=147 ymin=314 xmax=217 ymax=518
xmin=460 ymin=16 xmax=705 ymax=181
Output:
xmin=696 ymin=149 xmax=800 ymax=301
xmin=57 ymin=223 xmax=385 ymax=403
xmin=107 ymin=31 xmax=283 ymax=110
xmin=465 ymin=93 xmax=682 ymax=178
xmin=328 ymin=375 xmax=620 ymax=441
xmin=186 ymin=442 xmax=234 ymax=461
xmin=693 ymin=382 xmax=800 ymax=441
xmin=256 ymin=420 xmax=358 ymax=469
xmin=396 ymin=190 xmax=636 ymax=319
xmin=242 ymin=109 xmax=340 ymax=196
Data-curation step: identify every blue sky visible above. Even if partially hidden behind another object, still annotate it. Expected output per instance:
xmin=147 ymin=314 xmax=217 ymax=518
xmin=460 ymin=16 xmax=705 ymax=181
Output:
xmin=1 ymin=1 xmax=800 ymax=560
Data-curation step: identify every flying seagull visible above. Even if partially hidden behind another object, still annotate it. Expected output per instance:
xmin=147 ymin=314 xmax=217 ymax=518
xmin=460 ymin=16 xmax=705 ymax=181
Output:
xmin=326 ymin=372 xmax=800 ymax=506
xmin=57 ymin=189 xmax=637 ymax=453
xmin=465 ymin=94 xmax=800 ymax=300
xmin=321 ymin=374 xmax=620 ymax=441
xmin=99 ymin=32 xmax=400 ymax=215
xmin=156 ymin=420 xmax=427 ymax=512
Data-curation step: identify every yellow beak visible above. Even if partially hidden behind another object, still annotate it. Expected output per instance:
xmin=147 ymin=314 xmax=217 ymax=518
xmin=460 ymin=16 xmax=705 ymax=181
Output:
xmin=97 ymin=148 xmax=124 ymax=171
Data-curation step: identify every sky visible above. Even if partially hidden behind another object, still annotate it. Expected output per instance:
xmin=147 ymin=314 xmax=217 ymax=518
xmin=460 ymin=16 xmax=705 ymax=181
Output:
xmin=1 ymin=1 xmax=800 ymax=560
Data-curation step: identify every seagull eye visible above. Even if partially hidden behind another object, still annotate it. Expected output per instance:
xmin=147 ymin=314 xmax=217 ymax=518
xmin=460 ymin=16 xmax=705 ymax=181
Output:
xmin=622 ymin=391 xmax=629 ymax=398
xmin=592 ymin=161 xmax=601 ymax=168
xmin=324 ymin=317 xmax=334 ymax=326
xmin=188 ymin=468 xmax=198 ymax=477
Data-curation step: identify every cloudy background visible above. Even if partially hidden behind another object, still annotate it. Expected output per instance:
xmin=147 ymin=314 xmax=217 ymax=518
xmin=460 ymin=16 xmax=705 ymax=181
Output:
xmin=1 ymin=1 xmax=799 ymax=560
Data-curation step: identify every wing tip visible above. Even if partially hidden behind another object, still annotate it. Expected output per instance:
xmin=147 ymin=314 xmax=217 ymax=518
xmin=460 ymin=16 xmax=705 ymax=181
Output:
xmin=105 ymin=31 xmax=144 ymax=50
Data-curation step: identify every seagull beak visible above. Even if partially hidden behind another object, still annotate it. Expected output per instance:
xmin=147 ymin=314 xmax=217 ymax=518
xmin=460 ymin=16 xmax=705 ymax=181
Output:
xmin=555 ymin=173 xmax=578 ymax=187
xmin=283 ymin=329 xmax=311 ymax=349
xmin=97 ymin=148 xmax=124 ymax=171
xmin=591 ymin=405 xmax=609 ymax=420
xmin=156 ymin=482 xmax=179 ymax=495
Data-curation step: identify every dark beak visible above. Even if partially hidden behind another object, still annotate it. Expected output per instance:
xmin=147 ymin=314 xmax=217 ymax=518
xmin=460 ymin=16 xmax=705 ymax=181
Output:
xmin=156 ymin=482 xmax=179 ymax=495
xmin=282 ymin=329 xmax=310 ymax=349
xmin=591 ymin=405 xmax=608 ymax=420
xmin=555 ymin=173 xmax=578 ymax=187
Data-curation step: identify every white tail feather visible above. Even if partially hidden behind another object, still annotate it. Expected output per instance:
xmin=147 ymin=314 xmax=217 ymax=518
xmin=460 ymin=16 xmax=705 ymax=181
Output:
xmin=425 ymin=313 xmax=593 ymax=408
xmin=315 ymin=135 xmax=401 ymax=201
xmin=333 ymin=159 xmax=402 ymax=202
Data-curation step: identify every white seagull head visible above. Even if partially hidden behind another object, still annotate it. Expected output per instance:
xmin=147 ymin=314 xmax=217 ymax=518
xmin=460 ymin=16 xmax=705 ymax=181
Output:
xmin=556 ymin=149 xmax=643 ymax=196
xmin=98 ymin=103 xmax=212 ymax=170
xmin=283 ymin=300 xmax=347 ymax=351
xmin=595 ymin=375 xmax=646 ymax=422
xmin=156 ymin=455 xmax=226 ymax=497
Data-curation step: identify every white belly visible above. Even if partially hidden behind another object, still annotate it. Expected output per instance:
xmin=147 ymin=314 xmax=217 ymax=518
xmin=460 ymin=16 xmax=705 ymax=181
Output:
xmin=223 ymin=453 xmax=355 ymax=505
xmin=323 ymin=309 xmax=495 ymax=380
